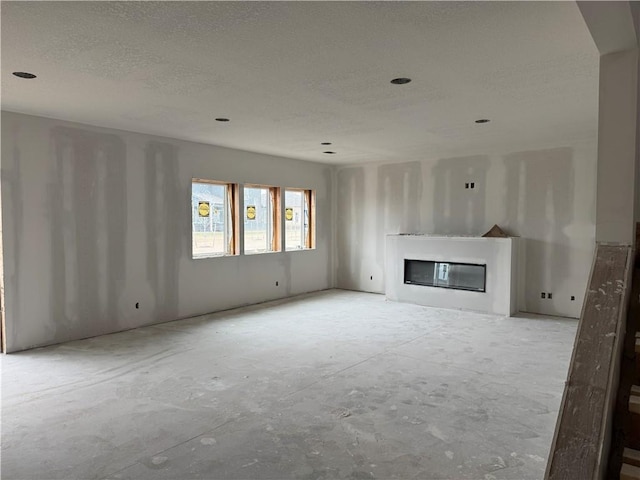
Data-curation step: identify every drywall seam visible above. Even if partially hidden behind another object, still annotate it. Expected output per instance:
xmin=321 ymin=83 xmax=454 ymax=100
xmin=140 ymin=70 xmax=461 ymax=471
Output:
xmin=336 ymin=142 xmax=596 ymax=318
xmin=1 ymin=111 xmax=334 ymax=352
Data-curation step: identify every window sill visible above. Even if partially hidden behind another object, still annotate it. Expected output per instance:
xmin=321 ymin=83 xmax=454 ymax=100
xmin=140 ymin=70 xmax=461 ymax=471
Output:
xmin=192 ymin=253 xmax=238 ymax=260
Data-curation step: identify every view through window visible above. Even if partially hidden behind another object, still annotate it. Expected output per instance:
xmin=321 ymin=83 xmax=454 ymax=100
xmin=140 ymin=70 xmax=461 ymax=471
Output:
xmin=285 ymin=189 xmax=314 ymax=250
xmin=192 ymin=182 xmax=311 ymax=258
xmin=244 ymin=185 xmax=280 ymax=254
xmin=192 ymin=180 xmax=235 ymax=258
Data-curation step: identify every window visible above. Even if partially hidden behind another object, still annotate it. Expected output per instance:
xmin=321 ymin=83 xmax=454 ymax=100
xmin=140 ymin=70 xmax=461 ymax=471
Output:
xmin=285 ymin=189 xmax=315 ymax=250
xmin=192 ymin=179 xmax=238 ymax=258
xmin=244 ymin=185 xmax=280 ymax=254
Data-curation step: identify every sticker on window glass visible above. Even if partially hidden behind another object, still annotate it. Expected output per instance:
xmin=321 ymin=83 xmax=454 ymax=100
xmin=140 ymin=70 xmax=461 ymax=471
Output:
xmin=285 ymin=207 xmax=294 ymax=221
xmin=246 ymin=205 xmax=256 ymax=220
xmin=198 ymin=201 xmax=210 ymax=217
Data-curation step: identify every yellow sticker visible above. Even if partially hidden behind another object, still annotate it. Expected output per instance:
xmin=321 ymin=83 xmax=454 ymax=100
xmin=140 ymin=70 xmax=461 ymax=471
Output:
xmin=198 ymin=201 xmax=210 ymax=217
xmin=246 ymin=205 xmax=256 ymax=220
xmin=285 ymin=207 xmax=294 ymax=221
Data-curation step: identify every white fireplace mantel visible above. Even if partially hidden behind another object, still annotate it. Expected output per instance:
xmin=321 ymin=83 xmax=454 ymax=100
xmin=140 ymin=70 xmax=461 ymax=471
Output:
xmin=385 ymin=234 xmax=521 ymax=316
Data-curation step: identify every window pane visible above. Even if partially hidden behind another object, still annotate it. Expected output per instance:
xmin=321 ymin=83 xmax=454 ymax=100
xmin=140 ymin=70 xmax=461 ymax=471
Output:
xmin=192 ymin=182 xmax=229 ymax=257
xmin=244 ymin=187 xmax=273 ymax=254
xmin=285 ymin=190 xmax=304 ymax=250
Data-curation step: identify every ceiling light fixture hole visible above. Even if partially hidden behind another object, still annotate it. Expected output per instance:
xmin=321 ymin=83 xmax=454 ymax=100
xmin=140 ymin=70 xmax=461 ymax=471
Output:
xmin=215 ymin=118 xmax=230 ymax=122
xmin=12 ymin=71 xmax=37 ymax=79
xmin=390 ymin=77 xmax=411 ymax=85
xmin=321 ymin=142 xmax=332 ymax=145
xmin=475 ymin=119 xmax=490 ymax=124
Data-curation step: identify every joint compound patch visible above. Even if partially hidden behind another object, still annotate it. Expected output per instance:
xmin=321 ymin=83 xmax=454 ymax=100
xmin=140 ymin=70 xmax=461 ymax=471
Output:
xmin=151 ymin=456 xmax=168 ymax=466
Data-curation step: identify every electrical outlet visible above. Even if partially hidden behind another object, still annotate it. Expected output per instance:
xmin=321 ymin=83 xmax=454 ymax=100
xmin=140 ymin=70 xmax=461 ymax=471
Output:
xmin=541 ymin=292 xmax=546 ymax=299
xmin=470 ymin=182 xmax=475 ymax=189
xmin=135 ymin=302 xmax=140 ymax=309
xmin=465 ymin=183 xmax=469 ymax=189
xmin=571 ymin=295 xmax=575 ymax=301
xmin=547 ymin=293 xmax=552 ymax=299
xmin=276 ymin=281 xmax=279 ymax=286
xmin=370 ymin=276 xmax=373 ymax=280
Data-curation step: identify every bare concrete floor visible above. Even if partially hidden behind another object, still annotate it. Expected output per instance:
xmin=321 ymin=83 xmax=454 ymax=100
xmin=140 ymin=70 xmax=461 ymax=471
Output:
xmin=1 ymin=290 xmax=577 ymax=480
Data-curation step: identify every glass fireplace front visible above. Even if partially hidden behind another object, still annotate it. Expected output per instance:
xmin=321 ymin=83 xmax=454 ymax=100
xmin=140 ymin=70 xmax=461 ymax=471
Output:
xmin=404 ymin=259 xmax=486 ymax=292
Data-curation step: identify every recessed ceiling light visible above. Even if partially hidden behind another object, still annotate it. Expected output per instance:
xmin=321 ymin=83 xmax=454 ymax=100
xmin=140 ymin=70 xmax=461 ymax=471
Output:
xmin=321 ymin=142 xmax=332 ymax=145
xmin=390 ymin=77 xmax=411 ymax=85
xmin=323 ymin=151 xmax=336 ymax=154
xmin=475 ymin=119 xmax=490 ymax=124
xmin=215 ymin=118 xmax=230 ymax=122
xmin=12 ymin=71 xmax=37 ymax=79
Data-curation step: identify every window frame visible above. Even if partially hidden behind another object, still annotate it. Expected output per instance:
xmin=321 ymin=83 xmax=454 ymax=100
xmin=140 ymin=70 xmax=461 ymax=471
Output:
xmin=285 ymin=188 xmax=315 ymax=251
xmin=242 ymin=183 xmax=281 ymax=255
xmin=191 ymin=178 xmax=239 ymax=259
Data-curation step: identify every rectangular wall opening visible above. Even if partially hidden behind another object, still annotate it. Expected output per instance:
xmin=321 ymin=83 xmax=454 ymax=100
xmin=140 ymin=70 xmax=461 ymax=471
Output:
xmin=244 ymin=184 xmax=281 ymax=254
xmin=192 ymin=179 xmax=239 ymax=258
xmin=404 ymin=259 xmax=486 ymax=292
xmin=285 ymin=188 xmax=315 ymax=251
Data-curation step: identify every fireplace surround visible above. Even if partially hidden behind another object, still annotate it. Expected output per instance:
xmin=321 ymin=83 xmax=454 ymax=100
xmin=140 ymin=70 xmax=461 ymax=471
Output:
xmin=386 ymin=235 xmax=521 ymax=315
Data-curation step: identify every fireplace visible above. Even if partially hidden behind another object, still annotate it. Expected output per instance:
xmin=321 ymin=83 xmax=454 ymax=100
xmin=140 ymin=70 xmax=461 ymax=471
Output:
xmin=385 ymin=234 xmax=521 ymax=315
xmin=404 ymin=259 xmax=486 ymax=292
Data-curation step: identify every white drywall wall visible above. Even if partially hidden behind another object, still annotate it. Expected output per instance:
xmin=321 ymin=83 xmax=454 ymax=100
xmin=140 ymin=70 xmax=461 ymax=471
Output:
xmin=336 ymin=141 xmax=597 ymax=318
xmin=578 ymin=3 xmax=639 ymax=244
xmin=596 ymin=48 xmax=638 ymax=244
xmin=1 ymin=112 xmax=334 ymax=352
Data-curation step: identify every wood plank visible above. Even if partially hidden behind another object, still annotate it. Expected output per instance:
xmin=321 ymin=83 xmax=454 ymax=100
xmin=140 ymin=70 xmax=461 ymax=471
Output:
xmin=546 ymin=244 xmax=632 ymax=480
xmin=632 ymin=385 xmax=640 ymax=396
xmin=630 ymin=395 xmax=640 ymax=414
xmin=0 ymin=220 xmax=5 ymax=353
xmin=622 ymin=463 xmax=640 ymax=480
xmin=623 ymin=448 xmax=640 ymax=467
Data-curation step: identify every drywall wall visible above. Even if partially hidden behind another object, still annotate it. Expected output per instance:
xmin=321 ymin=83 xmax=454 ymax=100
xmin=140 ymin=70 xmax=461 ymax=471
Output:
xmin=596 ymin=48 xmax=638 ymax=244
xmin=1 ymin=111 xmax=334 ymax=352
xmin=578 ymin=3 xmax=639 ymax=244
xmin=337 ymin=141 xmax=597 ymax=318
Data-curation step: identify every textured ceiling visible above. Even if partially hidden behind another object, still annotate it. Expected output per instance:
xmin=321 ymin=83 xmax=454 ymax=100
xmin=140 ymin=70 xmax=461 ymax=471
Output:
xmin=1 ymin=1 xmax=599 ymax=165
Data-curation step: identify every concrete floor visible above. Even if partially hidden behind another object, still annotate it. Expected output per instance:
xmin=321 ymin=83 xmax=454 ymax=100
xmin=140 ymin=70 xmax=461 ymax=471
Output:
xmin=1 ymin=290 xmax=577 ymax=480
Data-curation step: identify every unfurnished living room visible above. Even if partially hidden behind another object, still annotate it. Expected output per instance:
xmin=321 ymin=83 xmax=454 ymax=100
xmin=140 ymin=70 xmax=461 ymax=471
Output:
xmin=1 ymin=2 xmax=640 ymax=480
